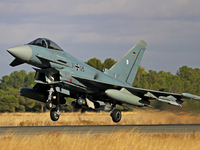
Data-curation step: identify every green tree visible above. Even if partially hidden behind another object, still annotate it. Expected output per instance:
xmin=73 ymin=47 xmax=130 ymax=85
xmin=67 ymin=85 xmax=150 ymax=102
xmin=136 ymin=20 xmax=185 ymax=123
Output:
xmin=102 ymin=58 xmax=115 ymax=69
xmin=24 ymin=72 xmax=35 ymax=87
xmin=0 ymin=94 xmax=17 ymax=112
xmin=86 ymin=58 xmax=103 ymax=71
xmin=133 ymin=66 xmax=147 ymax=88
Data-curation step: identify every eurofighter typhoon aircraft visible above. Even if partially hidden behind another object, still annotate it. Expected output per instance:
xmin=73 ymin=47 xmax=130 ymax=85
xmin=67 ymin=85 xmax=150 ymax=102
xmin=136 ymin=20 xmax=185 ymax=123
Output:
xmin=6 ymin=38 xmax=200 ymax=123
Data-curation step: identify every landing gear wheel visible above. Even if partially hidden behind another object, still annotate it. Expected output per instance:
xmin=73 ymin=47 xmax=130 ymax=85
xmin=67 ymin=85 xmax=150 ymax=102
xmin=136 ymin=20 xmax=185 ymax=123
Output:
xmin=46 ymin=100 xmax=53 ymax=110
xmin=111 ymin=109 xmax=121 ymax=123
xmin=50 ymin=108 xmax=60 ymax=121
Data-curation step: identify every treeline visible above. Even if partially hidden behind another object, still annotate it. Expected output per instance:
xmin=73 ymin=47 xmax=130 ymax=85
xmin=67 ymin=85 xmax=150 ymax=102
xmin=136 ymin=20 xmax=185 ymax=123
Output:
xmin=0 ymin=70 xmax=41 ymax=112
xmin=0 ymin=57 xmax=200 ymax=112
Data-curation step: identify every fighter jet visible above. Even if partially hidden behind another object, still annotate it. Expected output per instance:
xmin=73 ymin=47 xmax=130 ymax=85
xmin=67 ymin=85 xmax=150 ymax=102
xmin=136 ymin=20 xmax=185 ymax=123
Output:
xmin=6 ymin=38 xmax=200 ymax=123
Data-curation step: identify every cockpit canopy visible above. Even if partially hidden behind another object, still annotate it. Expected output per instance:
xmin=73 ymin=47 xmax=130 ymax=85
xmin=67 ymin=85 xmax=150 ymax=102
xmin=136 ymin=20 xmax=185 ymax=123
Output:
xmin=28 ymin=38 xmax=63 ymax=51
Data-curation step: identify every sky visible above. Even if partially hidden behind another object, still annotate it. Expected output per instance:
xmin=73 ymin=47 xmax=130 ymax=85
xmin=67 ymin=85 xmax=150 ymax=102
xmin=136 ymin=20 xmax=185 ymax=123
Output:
xmin=0 ymin=0 xmax=200 ymax=78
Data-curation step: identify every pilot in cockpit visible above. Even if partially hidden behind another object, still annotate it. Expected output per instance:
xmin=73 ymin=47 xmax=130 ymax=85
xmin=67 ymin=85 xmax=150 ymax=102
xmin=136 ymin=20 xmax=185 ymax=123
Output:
xmin=42 ymin=40 xmax=46 ymax=48
xmin=46 ymin=40 xmax=50 ymax=49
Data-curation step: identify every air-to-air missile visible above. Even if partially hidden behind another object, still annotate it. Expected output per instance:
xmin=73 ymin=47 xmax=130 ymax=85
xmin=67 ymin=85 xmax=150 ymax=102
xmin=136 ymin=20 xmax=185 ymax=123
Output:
xmin=157 ymin=96 xmax=182 ymax=107
xmin=182 ymin=93 xmax=200 ymax=100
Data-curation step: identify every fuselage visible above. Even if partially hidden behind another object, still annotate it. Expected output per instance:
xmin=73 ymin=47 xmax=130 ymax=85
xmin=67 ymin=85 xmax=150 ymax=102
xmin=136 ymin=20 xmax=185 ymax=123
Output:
xmin=7 ymin=38 xmax=131 ymax=96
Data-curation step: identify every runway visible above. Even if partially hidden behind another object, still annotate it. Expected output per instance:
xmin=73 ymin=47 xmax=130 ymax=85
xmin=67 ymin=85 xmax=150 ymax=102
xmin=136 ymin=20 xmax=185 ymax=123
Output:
xmin=1 ymin=124 xmax=200 ymax=135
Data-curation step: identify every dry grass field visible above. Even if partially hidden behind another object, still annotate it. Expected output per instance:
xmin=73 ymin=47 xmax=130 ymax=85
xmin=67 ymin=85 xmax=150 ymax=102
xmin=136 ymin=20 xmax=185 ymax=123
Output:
xmin=0 ymin=131 xmax=200 ymax=150
xmin=1 ymin=110 xmax=200 ymax=149
xmin=0 ymin=109 xmax=200 ymax=126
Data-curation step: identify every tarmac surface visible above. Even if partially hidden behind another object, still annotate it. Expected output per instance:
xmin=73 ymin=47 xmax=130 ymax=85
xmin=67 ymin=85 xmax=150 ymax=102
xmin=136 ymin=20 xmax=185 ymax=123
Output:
xmin=0 ymin=124 xmax=200 ymax=135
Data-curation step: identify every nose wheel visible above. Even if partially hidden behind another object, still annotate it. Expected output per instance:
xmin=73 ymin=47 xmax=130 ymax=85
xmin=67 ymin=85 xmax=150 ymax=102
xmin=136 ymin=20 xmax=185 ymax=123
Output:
xmin=50 ymin=108 xmax=60 ymax=121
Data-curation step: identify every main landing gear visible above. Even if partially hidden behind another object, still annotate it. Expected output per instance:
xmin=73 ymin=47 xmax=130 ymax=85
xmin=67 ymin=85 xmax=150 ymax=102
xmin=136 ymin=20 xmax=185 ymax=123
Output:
xmin=110 ymin=104 xmax=122 ymax=123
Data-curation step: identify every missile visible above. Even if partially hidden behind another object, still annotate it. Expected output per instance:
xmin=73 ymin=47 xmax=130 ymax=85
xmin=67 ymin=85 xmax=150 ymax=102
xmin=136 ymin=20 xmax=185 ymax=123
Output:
xmin=157 ymin=96 xmax=182 ymax=107
xmin=182 ymin=93 xmax=200 ymax=100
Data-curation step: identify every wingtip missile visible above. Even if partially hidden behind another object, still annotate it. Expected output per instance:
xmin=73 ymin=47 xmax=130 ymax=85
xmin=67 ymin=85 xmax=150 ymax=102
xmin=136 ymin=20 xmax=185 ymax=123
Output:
xmin=182 ymin=93 xmax=200 ymax=100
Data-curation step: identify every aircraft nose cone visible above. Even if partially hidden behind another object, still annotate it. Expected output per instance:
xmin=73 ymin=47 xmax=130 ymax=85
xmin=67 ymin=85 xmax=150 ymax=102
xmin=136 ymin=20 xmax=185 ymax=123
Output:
xmin=6 ymin=45 xmax=32 ymax=62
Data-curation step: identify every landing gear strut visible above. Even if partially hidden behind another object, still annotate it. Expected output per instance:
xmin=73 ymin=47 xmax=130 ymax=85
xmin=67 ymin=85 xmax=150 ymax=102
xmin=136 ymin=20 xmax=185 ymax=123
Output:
xmin=110 ymin=104 xmax=122 ymax=123
xmin=46 ymin=87 xmax=54 ymax=110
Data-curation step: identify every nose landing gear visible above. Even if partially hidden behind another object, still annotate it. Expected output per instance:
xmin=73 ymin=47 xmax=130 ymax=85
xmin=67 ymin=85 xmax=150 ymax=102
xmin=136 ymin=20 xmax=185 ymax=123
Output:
xmin=50 ymin=108 xmax=60 ymax=121
xmin=47 ymin=87 xmax=61 ymax=122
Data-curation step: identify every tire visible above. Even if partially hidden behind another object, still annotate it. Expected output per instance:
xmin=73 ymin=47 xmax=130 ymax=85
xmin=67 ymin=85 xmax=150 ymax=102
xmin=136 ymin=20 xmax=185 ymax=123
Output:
xmin=50 ymin=108 xmax=60 ymax=121
xmin=111 ymin=109 xmax=121 ymax=123
xmin=46 ymin=100 xmax=53 ymax=110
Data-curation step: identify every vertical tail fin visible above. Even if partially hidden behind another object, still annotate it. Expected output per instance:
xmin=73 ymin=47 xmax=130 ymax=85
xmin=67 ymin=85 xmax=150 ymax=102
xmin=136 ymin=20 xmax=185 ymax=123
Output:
xmin=105 ymin=40 xmax=146 ymax=85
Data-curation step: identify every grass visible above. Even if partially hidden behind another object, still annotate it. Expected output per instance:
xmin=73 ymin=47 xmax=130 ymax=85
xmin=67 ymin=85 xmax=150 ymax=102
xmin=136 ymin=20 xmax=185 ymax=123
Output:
xmin=0 ymin=131 xmax=200 ymax=150
xmin=0 ymin=109 xmax=200 ymax=126
xmin=1 ymin=110 xmax=200 ymax=149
